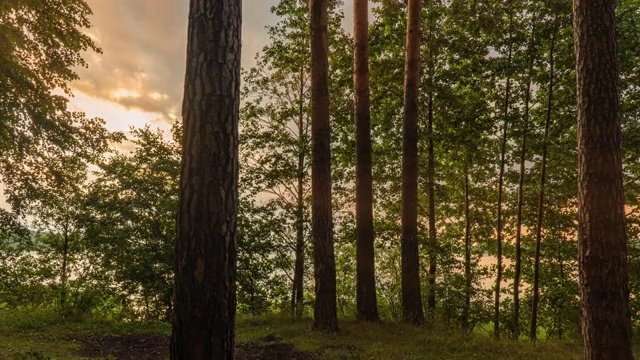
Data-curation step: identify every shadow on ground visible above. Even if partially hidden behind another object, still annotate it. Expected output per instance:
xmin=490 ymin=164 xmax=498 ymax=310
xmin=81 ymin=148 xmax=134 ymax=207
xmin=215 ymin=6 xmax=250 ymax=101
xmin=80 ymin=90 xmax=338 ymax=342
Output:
xmin=76 ymin=334 xmax=317 ymax=359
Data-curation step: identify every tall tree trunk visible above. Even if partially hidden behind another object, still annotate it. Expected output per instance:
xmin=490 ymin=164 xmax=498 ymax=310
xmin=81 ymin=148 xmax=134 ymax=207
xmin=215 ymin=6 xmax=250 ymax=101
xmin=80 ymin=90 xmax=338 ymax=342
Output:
xmin=513 ymin=16 xmax=537 ymax=340
xmin=461 ymin=157 xmax=472 ymax=331
xmin=574 ymin=0 xmax=633 ymax=358
xmin=293 ymin=67 xmax=306 ymax=318
xmin=494 ymin=10 xmax=513 ymax=339
xmin=293 ymin=172 xmax=305 ymax=318
xmin=426 ymin=9 xmax=437 ymax=311
xmin=354 ymin=0 xmax=380 ymax=323
xmin=170 ymin=0 xmax=241 ymax=358
xmin=310 ymin=0 xmax=338 ymax=332
xmin=401 ymin=0 xmax=425 ymax=325
xmin=531 ymin=11 xmax=559 ymax=341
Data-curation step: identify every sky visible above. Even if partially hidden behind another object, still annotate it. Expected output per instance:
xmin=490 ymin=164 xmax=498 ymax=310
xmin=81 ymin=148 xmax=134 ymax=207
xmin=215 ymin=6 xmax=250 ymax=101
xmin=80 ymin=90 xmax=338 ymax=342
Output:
xmin=1 ymin=0 xmax=361 ymax=209
xmin=68 ymin=0 xmax=358 ymax=137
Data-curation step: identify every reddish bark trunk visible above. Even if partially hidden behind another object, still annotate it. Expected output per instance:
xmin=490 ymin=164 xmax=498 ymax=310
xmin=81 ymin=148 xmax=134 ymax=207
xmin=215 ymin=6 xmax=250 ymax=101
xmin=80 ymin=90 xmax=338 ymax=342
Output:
xmin=310 ymin=0 xmax=338 ymax=332
xmin=354 ymin=0 xmax=380 ymax=323
xmin=401 ymin=0 xmax=425 ymax=325
xmin=574 ymin=0 xmax=632 ymax=358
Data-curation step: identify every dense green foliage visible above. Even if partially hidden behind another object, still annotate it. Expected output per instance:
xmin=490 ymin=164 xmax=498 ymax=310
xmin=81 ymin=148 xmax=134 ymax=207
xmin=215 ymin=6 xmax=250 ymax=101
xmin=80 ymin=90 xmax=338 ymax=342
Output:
xmin=0 ymin=0 xmax=120 ymax=212
xmin=3 ymin=0 xmax=640 ymax=350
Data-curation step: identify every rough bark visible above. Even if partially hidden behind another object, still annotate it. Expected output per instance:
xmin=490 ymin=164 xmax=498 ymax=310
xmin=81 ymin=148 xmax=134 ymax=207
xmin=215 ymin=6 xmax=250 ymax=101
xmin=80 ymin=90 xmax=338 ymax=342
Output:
xmin=310 ymin=0 xmax=339 ymax=332
xmin=531 ymin=11 xmax=559 ymax=341
xmin=401 ymin=0 xmax=425 ymax=325
xmin=513 ymin=16 xmax=537 ymax=340
xmin=494 ymin=12 xmax=512 ymax=337
xmin=170 ymin=0 xmax=241 ymax=358
xmin=354 ymin=0 xmax=380 ymax=323
xmin=573 ymin=0 xmax=633 ymax=358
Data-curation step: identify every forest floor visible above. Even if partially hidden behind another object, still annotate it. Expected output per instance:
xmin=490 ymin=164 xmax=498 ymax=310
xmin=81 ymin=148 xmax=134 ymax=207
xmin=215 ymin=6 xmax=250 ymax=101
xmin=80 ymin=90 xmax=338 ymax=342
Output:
xmin=0 ymin=309 xmax=594 ymax=359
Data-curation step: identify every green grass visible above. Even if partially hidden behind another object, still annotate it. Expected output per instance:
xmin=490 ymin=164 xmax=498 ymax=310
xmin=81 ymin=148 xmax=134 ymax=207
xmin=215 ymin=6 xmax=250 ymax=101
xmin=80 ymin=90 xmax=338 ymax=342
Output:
xmin=0 ymin=309 xmax=590 ymax=359
xmin=236 ymin=315 xmax=584 ymax=360
xmin=0 ymin=308 xmax=169 ymax=360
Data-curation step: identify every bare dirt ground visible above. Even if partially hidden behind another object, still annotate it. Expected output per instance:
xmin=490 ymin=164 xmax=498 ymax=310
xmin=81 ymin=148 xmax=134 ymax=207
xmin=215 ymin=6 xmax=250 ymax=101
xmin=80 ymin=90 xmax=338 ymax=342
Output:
xmin=76 ymin=334 xmax=317 ymax=359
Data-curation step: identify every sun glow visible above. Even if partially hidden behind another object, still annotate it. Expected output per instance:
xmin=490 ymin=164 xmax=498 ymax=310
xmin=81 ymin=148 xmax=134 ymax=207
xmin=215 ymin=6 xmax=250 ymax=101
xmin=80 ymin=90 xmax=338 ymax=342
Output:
xmin=67 ymin=89 xmax=170 ymax=134
xmin=111 ymin=88 xmax=142 ymax=100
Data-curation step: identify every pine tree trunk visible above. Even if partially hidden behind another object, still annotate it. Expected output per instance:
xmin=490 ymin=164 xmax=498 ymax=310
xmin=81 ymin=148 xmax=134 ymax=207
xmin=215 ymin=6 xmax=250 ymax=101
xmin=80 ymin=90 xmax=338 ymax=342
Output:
xmin=401 ymin=0 xmax=425 ymax=325
xmin=354 ymin=0 xmax=380 ymax=323
xmin=513 ymin=16 xmax=537 ymax=340
xmin=310 ymin=0 xmax=338 ymax=332
xmin=574 ymin=0 xmax=633 ymax=358
xmin=462 ymin=158 xmax=472 ymax=331
xmin=293 ymin=67 xmax=306 ymax=318
xmin=171 ymin=0 xmax=241 ymax=358
xmin=531 ymin=11 xmax=559 ymax=341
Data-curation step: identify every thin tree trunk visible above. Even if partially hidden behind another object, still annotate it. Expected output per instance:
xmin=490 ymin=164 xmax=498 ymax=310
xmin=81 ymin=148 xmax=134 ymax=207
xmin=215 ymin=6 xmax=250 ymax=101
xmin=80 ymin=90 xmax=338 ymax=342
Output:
xmin=513 ymin=16 xmax=537 ymax=340
xmin=531 ymin=11 xmax=559 ymax=341
xmin=170 ymin=0 xmax=241 ymax=358
xmin=294 ymin=179 xmax=305 ymax=318
xmin=574 ymin=0 xmax=633 ymax=357
xmin=293 ymin=66 xmax=306 ymax=318
xmin=310 ymin=0 xmax=338 ymax=332
xmin=401 ymin=0 xmax=425 ymax=325
xmin=462 ymin=157 xmax=472 ymax=331
xmin=426 ymin=8 xmax=437 ymax=311
xmin=494 ymin=11 xmax=513 ymax=338
xmin=354 ymin=0 xmax=380 ymax=323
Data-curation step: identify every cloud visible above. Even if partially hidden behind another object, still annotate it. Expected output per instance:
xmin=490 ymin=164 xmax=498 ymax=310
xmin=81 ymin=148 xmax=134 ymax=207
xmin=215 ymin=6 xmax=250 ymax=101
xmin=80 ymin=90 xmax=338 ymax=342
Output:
xmin=72 ymin=0 xmax=189 ymax=121
xmin=70 ymin=0 xmax=358 ymax=128
xmin=67 ymin=91 xmax=165 ymax=133
xmin=72 ymin=0 xmax=285 ymax=123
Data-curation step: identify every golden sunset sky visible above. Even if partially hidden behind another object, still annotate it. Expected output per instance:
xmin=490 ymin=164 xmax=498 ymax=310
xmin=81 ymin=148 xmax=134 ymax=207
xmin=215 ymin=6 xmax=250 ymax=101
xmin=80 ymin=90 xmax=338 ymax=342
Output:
xmin=0 ymin=0 xmax=361 ymax=208
xmin=69 ymin=0 xmax=358 ymax=137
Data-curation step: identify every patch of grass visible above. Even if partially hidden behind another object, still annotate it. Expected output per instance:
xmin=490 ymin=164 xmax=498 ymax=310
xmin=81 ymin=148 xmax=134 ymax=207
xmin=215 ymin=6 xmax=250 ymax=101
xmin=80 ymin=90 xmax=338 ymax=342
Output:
xmin=236 ymin=315 xmax=584 ymax=360
xmin=0 ymin=308 xmax=169 ymax=360
xmin=0 ymin=308 xmax=170 ymax=339
xmin=0 ymin=309 xmax=604 ymax=359
xmin=0 ymin=334 xmax=82 ymax=360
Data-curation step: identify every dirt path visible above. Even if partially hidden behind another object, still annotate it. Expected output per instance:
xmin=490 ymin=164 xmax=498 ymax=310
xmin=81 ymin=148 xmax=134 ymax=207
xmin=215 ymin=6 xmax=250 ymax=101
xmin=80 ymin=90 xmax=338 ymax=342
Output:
xmin=76 ymin=334 xmax=317 ymax=359
xmin=76 ymin=334 xmax=168 ymax=360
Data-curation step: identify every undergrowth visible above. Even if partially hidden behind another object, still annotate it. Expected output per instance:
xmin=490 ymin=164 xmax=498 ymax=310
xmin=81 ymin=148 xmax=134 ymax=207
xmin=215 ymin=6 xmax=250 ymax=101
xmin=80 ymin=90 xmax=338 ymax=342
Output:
xmin=0 ymin=308 xmax=612 ymax=359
